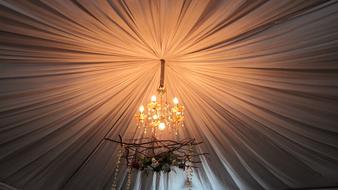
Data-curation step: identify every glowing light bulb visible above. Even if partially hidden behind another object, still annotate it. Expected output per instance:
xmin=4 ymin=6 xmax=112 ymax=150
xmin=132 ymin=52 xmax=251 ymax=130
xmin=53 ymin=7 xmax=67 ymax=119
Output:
xmin=159 ymin=122 xmax=166 ymax=130
xmin=151 ymin=95 xmax=157 ymax=102
xmin=139 ymin=105 xmax=144 ymax=113
xmin=173 ymin=97 xmax=179 ymax=105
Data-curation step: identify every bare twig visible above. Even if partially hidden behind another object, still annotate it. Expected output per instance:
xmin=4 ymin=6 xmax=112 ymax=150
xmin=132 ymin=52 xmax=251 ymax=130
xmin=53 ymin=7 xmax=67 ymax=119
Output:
xmin=104 ymin=136 xmax=207 ymax=171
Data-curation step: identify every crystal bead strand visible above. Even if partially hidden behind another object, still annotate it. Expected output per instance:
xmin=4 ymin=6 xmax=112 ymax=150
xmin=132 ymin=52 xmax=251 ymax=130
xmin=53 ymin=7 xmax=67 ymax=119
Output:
xmin=184 ymin=143 xmax=193 ymax=190
xmin=111 ymin=145 xmax=124 ymax=190
xmin=126 ymin=167 xmax=132 ymax=190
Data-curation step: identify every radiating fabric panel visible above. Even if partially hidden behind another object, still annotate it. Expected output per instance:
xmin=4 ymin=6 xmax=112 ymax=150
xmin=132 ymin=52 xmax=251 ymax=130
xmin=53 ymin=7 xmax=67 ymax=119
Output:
xmin=1 ymin=0 xmax=338 ymax=190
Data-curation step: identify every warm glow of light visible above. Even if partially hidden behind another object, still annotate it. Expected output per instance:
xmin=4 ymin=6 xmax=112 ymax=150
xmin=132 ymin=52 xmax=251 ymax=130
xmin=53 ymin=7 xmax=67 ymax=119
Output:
xmin=139 ymin=105 xmax=144 ymax=113
xmin=173 ymin=97 xmax=179 ymax=105
xmin=153 ymin=114 xmax=158 ymax=120
xmin=151 ymin=95 xmax=157 ymax=102
xmin=159 ymin=122 xmax=166 ymax=130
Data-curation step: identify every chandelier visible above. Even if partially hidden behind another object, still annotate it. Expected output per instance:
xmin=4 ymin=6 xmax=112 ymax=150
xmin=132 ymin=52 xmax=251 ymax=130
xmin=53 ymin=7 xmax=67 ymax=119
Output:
xmin=135 ymin=59 xmax=185 ymax=136
xmin=107 ymin=59 xmax=207 ymax=190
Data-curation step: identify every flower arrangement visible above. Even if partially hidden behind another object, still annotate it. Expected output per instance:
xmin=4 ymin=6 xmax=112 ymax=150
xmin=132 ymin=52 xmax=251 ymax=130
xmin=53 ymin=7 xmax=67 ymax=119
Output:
xmin=130 ymin=152 xmax=192 ymax=173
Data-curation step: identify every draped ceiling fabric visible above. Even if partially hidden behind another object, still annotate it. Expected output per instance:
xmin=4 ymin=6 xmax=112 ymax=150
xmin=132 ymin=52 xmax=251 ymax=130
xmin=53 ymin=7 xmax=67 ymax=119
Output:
xmin=1 ymin=0 xmax=338 ymax=190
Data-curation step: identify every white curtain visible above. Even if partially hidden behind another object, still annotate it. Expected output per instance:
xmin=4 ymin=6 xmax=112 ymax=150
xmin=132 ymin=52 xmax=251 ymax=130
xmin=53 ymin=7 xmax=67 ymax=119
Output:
xmin=1 ymin=0 xmax=338 ymax=189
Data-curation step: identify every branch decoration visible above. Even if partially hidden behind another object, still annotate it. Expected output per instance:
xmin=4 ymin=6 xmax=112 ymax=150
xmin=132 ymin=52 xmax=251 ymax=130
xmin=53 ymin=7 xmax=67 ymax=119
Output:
xmin=105 ymin=135 xmax=207 ymax=174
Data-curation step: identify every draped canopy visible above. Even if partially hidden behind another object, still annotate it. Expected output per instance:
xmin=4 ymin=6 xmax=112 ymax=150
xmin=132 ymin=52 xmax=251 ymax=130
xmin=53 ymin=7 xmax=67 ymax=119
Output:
xmin=1 ymin=0 xmax=338 ymax=189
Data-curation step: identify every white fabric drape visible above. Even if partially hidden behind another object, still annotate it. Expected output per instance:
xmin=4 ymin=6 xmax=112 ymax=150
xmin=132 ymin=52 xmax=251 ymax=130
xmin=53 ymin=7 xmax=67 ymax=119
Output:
xmin=1 ymin=0 xmax=338 ymax=189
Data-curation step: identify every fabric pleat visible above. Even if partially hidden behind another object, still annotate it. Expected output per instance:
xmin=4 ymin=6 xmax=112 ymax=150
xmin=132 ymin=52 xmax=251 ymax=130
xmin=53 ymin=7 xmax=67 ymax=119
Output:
xmin=1 ymin=0 xmax=338 ymax=189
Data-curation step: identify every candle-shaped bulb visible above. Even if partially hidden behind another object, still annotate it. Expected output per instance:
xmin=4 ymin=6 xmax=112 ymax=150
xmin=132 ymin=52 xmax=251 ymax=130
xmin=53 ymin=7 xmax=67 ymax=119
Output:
xmin=151 ymin=95 xmax=157 ymax=102
xmin=173 ymin=97 xmax=179 ymax=105
xmin=159 ymin=122 xmax=166 ymax=130
xmin=139 ymin=105 xmax=144 ymax=113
